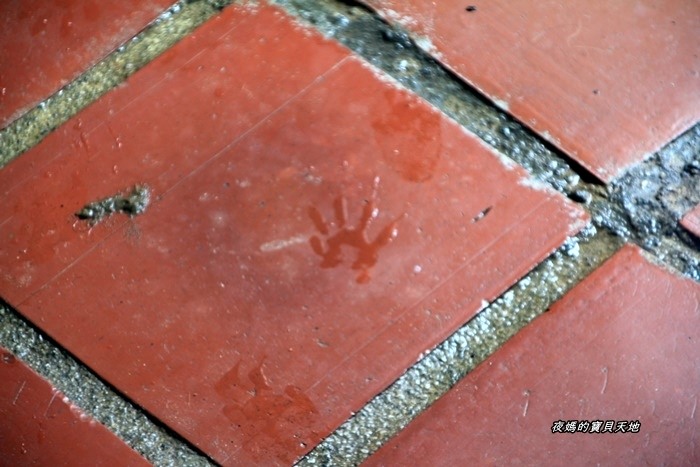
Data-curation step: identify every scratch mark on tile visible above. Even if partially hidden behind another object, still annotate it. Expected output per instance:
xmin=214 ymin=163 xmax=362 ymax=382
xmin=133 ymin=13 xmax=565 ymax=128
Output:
xmin=691 ymin=397 xmax=697 ymax=419
xmin=522 ymin=389 xmax=530 ymax=417
xmin=12 ymin=380 xmax=26 ymax=405
xmin=600 ymin=366 xmax=608 ymax=394
xmin=44 ymin=389 xmax=58 ymax=417
xmin=259 ymin=234 xmax=308 ymax=252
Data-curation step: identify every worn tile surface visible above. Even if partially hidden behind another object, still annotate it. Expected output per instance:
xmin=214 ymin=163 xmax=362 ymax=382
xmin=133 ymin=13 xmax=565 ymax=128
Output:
xmin=0 ymin=3 xmax=587 ymax=465
xmin=366 ymin=245 xmax=700 ymax=466
xmin=681 ymin=204 xmax=700 ymax=239
xmin=0 ymin=346 xmax=149 ymax=467
xmin=0 ymin=0 xmax=175 ymax=128
xmin=359 ymin=0 xmax=700 ymax=182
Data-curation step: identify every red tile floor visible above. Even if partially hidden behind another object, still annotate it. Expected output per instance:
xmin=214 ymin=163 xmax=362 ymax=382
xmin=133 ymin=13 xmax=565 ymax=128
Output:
xmin=0 ymin=346 xmax=149 ymax=466
xmin=366 ymin=246 xmax=700 ymax=465
xmin=0 ymin=0 xmax=175 ymax=129
xmin=360 ymin=0 xmax=700 ymax=182
xmin=0 ymin=0 xmax=698 ymax=465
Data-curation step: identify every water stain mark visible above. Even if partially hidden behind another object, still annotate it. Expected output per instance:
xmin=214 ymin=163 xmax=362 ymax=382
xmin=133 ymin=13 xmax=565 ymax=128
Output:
xmin=372 ymin=89 xmax=442 ymax=183
xmin=215 ymin=358 xmax=317 ymax=462
xmin=308 ymin=181 xmax=405 ymax=284
xmin=75 ymin=184 xmax=150 ymax=226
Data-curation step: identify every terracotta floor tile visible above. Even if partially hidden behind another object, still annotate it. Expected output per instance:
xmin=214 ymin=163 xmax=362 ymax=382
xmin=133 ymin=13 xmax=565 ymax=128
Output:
xmin=681 ymin=204 xmax=700 ymax=238
xmin=0 ymin=5 xmax=349 ymax=303
xmin=366 ymin=245 xmax=700 ymax=466
xmin=0 ymin=0 xmax=175 ymax=129
xmin=0 ymin=4 xmax=587 ymax=465
xmin=360 ymin=1 xmax=700 ymax=182
xmin=0 ymin=346 xmax=149 ymax=466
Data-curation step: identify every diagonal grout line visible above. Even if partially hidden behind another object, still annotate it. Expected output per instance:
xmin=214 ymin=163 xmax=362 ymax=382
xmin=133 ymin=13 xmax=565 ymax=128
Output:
xmin=270 ymin=0 xmax=588 ymax=191
xmin=13 ymin=55 xmax=351 ymax=311
xmin=0 ymin=300 xmax=216 ymax=466
xmin=268 ymin=0 xmax=700 ymax=281
xmin=305 ymin=195 xmax=551 ymax=394
xmin=0 ymin=0 xmax=240 ymax=168
xmin=0 ymin=0 xmax=696 ymax=465
xmin=297 ymin=226 xmax=623 ymax=466
xmin=2 ymin=10 xmax=249 ymax=196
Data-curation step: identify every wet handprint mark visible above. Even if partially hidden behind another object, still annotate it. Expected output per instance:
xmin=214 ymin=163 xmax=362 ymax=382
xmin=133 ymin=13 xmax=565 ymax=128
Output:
xmin=308 ymin=180 xmax=405 ymax=284
xmin=215 ymin=359 xmax=318 ymax=461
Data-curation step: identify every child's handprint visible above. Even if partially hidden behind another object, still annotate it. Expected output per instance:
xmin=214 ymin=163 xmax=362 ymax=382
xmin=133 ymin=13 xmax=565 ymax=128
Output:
xmin=308 ymin=184 xmax=405 ymax=284
xmin=215 ymin=358 xmax=318 ymax=461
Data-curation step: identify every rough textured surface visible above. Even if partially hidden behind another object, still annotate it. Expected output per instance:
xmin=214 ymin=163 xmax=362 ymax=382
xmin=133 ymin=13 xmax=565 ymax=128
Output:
xmin=0 ymin=0 xmax=697 ymax=466
xmin=299 ymin=226 xmax=620 ymax=465
xmin=593 ymin=125 xmax=700 ymax=280
xmin=0 ymin=3 xmax=588 ymax=463
xmin=0 ymin=345 xmax=151 ymax=466
xmin=0 ymin=304 xmax=213 ymax=466
xmin=358 ymin=0 xmax=700 ymax=183
xmin=365 ymin=245 xmax=700 ymax=466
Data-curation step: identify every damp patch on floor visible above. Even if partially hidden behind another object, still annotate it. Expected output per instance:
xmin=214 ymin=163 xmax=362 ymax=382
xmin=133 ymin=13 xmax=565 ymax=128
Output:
xmin=298 ymin=226 xmax=622 ymax=465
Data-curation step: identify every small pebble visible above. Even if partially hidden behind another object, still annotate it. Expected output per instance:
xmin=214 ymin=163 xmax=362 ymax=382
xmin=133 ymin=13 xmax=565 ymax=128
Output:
xmin=569 ymin=189 xmax=593 ymax=205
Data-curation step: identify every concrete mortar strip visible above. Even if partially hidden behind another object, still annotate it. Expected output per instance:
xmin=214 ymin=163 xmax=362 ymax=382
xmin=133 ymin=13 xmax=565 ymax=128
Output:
xmin=2 ymin=0 xmax=694 ymax=276
xmin=269 ymin=0 xmax=699 ymax=281
xmin=0 ymin=0 xmax=696 ymax=465
xmin=0 ymin=302 xmax=215 ymax=466
xmin=296 ymin=226 xmax=622 ymax=466
xmin=0 ymin=0 xmax=233 ymax=167
xmin=0 ymin=1 xmax=237 ymax=464
xmin=0 ymin=226 xmax=620 ymax=467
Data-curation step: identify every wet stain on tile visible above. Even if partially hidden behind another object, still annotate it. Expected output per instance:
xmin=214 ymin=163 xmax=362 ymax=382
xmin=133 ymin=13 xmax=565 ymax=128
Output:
xmin=360 ymin=0 xmax=700 ymax=182
xmin=372 ymin=89 xmax=442 ymax=183
xmin=308 ymin=179 xmax=405 ymax=284
xmin=0 ymin=5 xmax=587 ymax=465
xmin=215 ymin=358 xmax=318 ymax=462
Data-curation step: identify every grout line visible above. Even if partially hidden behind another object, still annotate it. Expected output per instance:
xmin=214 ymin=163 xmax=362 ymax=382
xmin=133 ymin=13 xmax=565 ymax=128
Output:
xmin=0 ymin=301 xmax=216 ymax=466
xmin=0 ymin=0 xmax=238 ymax=167
xmin=593 ymin=125 xmax=700 ymax=281
xmin=0 ymin=0 xmax=696 ymax=465
xmin=268 ymin=0 xmax=699 ymax=281
xmin=297 ymin=226 xmax=623 ymax=466
xmin=0 ymin=0 xmax=693 ymax=274
xmin=270 ymin=0 xmax=590 ymax=192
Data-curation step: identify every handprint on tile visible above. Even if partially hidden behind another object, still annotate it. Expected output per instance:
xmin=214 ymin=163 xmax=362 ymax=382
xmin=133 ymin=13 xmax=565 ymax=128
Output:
xmin=215 ymin=358 xmax=317 ymax=461
xmin=308 ymin=181 xmax=405 ymax=284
